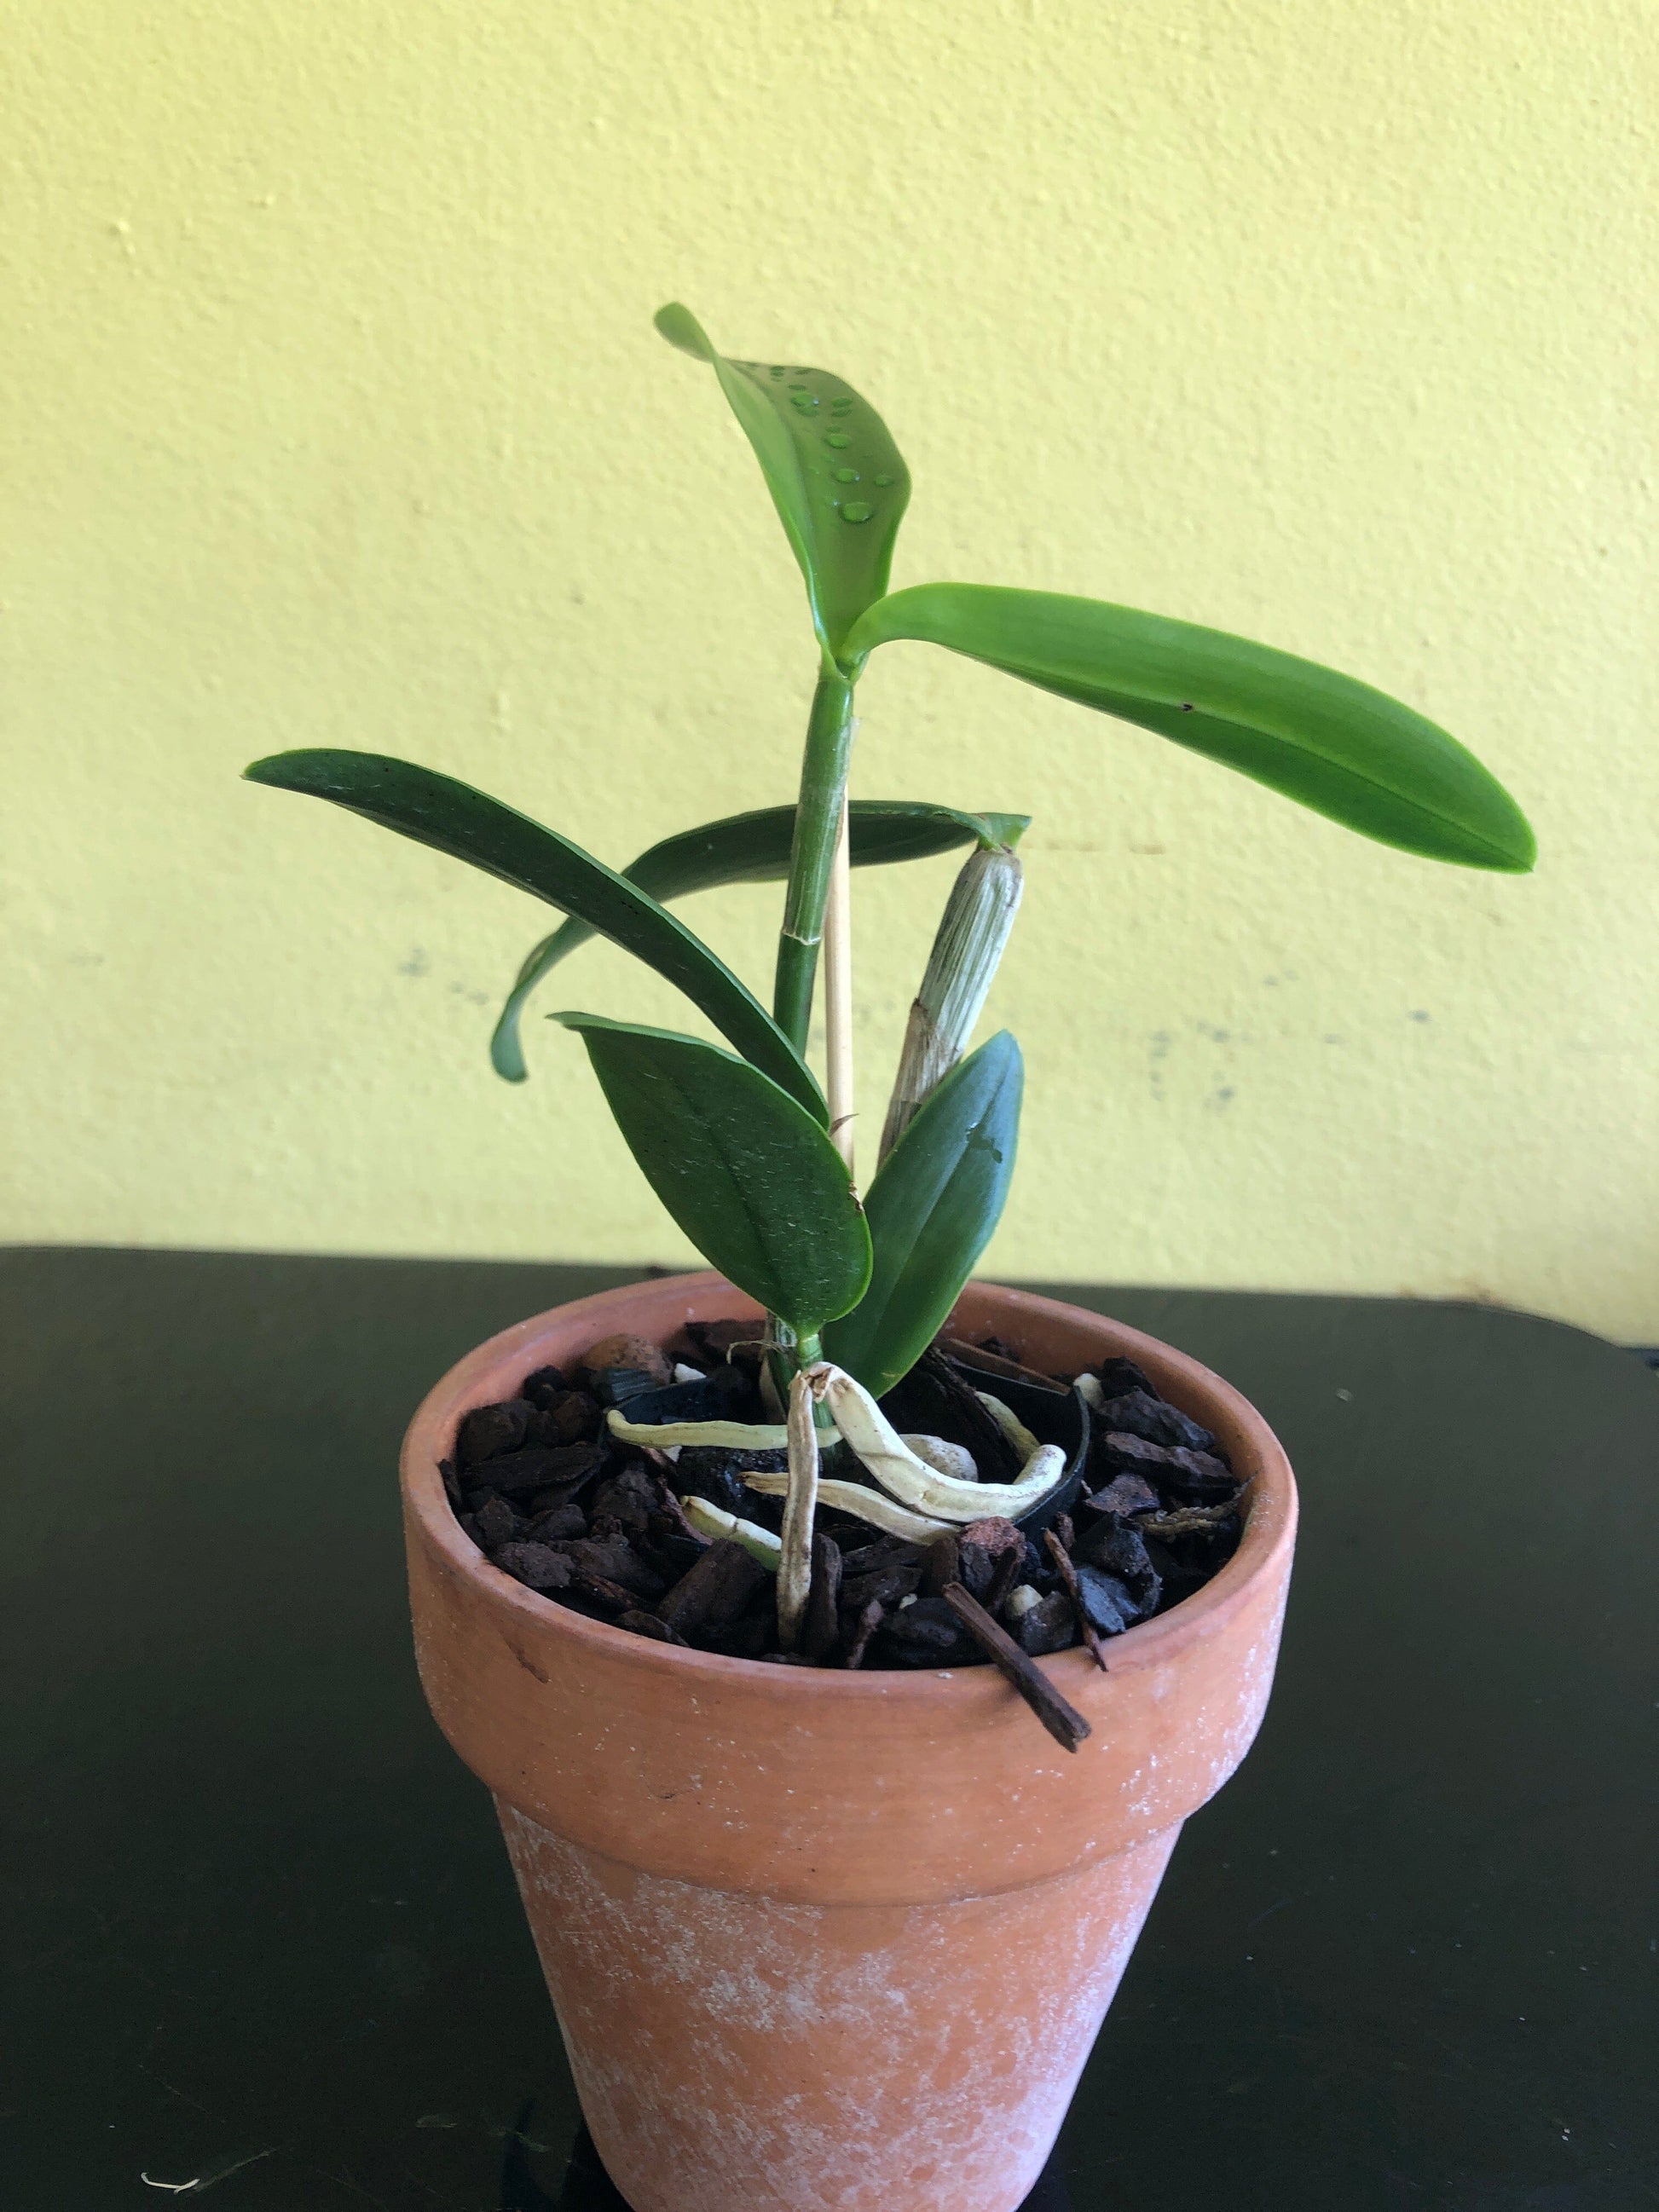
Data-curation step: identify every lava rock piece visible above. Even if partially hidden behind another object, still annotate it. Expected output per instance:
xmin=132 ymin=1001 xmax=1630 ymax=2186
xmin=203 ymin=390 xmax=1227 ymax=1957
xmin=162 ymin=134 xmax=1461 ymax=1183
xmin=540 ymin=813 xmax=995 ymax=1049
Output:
xmin=589 ymin=1463 xmax=658 ymax=1535
xmin=873 ymin=1595 xmax=983 ymax=1668
xmin=554 ymin=1536 xmax=666 ymax=1601
xmin=1084 ymin=1472 xmax=1161 ymax=1518
xmin=957 ymin=1516 xmax=1026 ymax=1605
xmin=572 ymin=1570 xmax=639 ymax=1616
xmin=617 ymin=1608 xmax=687 ymax=1645
xmin=840 ymin=1539 xmax=928 ymax=1614
xmin=493 ymin=1542 xmax=575 ymax=1594
xmin=1095 ymin=1429 xmax=1235 ymax=1502
xmin=1095 ymin=1356 xmax=1156 ymax=1400
xmin=521 ymin=1499 xmax=587 ymax=1545
xmin=684 ymin=1317 xmax=767 ymax=1367
xmin=1096 ymin=1387 xmax=1218 ymax=1456
xmin=1072 ymin=1563 xmax=1139 ymax=1637
xmin=471 ymin=1441 xmax=607 ymax=1501
xmin=1012 ymin=1590 xmax=1078 ymax=1656
xmin=656 ymin=1537 xmax=768 ymax=1639
xmin=519 ymin=1364 xmax=567 ymax=1409
xmin=457 ymin=1397 xmax=535 ymax=1470
xmin=473 ymin=1493 xmax=523 ymax=1552
xmin=537 ymin=1389 xmax=602 ymax=1445
xmin=1074 ymin=1515 xmax=1161 ymax=1617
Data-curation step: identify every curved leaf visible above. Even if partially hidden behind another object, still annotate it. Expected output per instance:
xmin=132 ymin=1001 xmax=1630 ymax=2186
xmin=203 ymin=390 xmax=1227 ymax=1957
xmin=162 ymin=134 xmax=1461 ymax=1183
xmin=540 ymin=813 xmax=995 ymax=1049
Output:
xmin=824 ymin=1030 xmax=1023 ymax=1397
xmin=844 ymin=583 xmax=1535 ymax=872
xmin=554 ymin=1012 xmax=871 ymax=1337
xmin=656 ymin=303 xmax=910 ymax=659
xmin=243 ymin=749 xmax=824 ymax=1120
xmin=491 ymin=798 xmax=1031 ymax=1081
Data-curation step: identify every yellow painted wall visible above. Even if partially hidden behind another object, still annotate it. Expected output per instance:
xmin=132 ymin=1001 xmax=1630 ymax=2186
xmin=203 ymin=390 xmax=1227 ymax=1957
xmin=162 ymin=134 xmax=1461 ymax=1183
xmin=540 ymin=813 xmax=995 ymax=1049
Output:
xmin=5 ymin=1 xmax=1656 ymax=1339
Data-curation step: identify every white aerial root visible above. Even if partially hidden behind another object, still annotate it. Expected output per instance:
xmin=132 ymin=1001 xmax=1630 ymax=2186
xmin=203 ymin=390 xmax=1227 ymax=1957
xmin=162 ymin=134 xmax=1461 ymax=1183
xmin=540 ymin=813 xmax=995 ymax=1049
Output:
xmin=777 ymin=1371 xmax=820 ymax=1649
xmin=679 ymin=1494 xmax=783 ymax=1566
xmin=608 ymin=1408 xmax=841 ymax=1451
xmin=740 ymin=1471 xmax=952 ymax=1546
xmin=975 ymin=1390 xmax=1042 ymax=1464
xmin=795 ymin=1364 xmax=1066 ymax=1525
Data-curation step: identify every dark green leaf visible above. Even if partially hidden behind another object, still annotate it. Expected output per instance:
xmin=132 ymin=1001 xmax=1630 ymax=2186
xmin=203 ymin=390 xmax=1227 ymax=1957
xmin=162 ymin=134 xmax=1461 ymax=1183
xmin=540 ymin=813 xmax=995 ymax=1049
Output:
xmin=824 ymin=1031 xmax=1023 ymax=1397
xmin=845 ymin=583 xmax=1535 ymax=872
xmin=655 ymin=303 xmax=911 ymax=660
xmin=554 ymin=1012 xmax=871 ymax=1336
xmin=491 ymin=798 xmax=1030 ymax=1081
xmin=243 ymin=749 xmax=824 ymax=1120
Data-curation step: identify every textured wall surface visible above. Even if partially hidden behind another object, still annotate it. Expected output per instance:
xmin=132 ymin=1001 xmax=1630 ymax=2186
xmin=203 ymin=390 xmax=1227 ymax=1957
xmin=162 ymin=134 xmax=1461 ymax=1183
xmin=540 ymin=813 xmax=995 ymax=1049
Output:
xmin=4 ymin=2 xmax=1656 ymax=1337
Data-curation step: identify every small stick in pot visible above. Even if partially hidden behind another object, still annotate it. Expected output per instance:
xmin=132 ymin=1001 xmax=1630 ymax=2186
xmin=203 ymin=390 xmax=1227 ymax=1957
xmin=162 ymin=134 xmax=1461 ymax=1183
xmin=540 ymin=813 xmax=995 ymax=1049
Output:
xmin=941 ymin=1583 xmax=1092 ymax=1753
xmin=1043 ymin=1528 xmax=1109 ymax=1673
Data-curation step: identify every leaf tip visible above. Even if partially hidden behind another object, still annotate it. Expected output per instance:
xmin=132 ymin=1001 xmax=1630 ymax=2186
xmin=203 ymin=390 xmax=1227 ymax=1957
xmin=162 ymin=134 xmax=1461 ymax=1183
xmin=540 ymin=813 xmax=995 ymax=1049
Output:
xmin=653 ymin=303 xmax=714 ymax=361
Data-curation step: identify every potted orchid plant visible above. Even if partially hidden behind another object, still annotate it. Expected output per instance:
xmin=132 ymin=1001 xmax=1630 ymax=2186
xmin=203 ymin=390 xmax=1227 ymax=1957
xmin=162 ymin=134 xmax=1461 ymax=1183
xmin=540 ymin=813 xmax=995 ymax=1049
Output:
xmin=246 ymin=305 xmax=1532 ymax=2212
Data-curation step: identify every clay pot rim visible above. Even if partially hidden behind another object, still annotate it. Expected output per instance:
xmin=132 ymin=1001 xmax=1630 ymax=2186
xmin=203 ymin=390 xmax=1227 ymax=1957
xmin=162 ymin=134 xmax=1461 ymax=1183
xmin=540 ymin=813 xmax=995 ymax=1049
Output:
xmin=401 ymin=1269 xmax=1295 ymax=1701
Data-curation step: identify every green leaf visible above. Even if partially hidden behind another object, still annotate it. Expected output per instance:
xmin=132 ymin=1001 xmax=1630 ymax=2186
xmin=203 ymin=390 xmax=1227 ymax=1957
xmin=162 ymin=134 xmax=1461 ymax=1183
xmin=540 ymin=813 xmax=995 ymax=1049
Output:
xmin=243 ymin=749 xmax=824 ymax=1121
xmin=491 ymin=798 xmax=1030 ymax=1081
xmin=824 ymin=1031 xmax=1023 ymax=1398
xmin=554 ymin=1012 xmax=872 ymax=1336
xmin=655 ymin=303 xmax=911 ymax=660
xmin=844 ymin=583 xmax=1535 ymax=873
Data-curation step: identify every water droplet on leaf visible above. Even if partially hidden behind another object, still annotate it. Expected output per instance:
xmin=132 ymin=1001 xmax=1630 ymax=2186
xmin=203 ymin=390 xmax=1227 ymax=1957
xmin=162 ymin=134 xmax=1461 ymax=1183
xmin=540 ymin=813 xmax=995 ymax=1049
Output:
xmin=873 ymin=472 xmax=894 ymax=486
xmin=825 ymin=430 xmax=851 ymax=448
xmin=841 ymin=500 xmax=873 ymax=523
xmin=834 ymin=466 xmax=859 ymax=482
xmin=789 ymin=392 xmax=818 ymax=412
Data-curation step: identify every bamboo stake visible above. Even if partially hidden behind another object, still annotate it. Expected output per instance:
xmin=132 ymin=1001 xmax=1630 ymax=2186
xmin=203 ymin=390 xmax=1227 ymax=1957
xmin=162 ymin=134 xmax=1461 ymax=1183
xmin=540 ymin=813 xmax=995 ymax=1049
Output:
xmin=824 ymin=795 xmax=856 ymax=1177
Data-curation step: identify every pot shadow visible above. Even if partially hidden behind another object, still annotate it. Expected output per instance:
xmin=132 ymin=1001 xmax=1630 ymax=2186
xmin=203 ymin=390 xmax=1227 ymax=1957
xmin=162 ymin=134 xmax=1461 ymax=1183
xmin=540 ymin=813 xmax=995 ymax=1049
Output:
xmin=508 ymin=2109 xmax=1073 ymax=2211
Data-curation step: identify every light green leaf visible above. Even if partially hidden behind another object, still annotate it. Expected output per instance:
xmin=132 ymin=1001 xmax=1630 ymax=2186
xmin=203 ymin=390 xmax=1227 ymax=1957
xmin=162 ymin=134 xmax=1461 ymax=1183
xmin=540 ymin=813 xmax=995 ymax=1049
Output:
xmin=554 ymin=1012 xmax=872 ymax=1337
xmin=491 ymin=797 xmax=1029 ymax=1081
xmin=844 ymin=583 xmax=1535 ymax=872
xmin=656 ymin=302 xmax=910 ymax=659
xmin=824 ymin=1030 xmax=1023 ymax=1397
xmin=243 ymin=749 xmax=824 ymax=1120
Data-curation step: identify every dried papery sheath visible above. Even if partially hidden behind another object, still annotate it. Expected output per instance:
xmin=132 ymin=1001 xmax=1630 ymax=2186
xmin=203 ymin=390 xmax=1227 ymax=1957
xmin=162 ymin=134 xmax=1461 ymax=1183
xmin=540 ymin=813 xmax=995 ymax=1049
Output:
xmin=680 ymin=1494 xmax=783 ymax=1567
xmin=806 ymin=1362 xmax=1066 ymax=1523
xmin=742 ymin=1470 xmax=952 ymax=1546
xmin=878 ymin=839 xmax=1024 ymax=1164
xmin=777 ymin=1372 xmax=821 ymax=1650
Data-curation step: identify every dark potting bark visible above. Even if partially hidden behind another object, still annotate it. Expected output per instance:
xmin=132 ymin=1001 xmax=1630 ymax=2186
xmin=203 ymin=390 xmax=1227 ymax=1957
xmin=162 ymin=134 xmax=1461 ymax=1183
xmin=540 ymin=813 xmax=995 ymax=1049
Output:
xmin=437 ymin=1323 xmax=1248 ymax=1715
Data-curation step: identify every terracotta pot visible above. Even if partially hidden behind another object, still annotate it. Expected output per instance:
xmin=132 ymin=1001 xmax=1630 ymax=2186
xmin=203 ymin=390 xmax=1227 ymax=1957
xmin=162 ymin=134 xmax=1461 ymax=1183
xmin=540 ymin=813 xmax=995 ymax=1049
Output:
xmin=401 ymin=1273 xmax=1298 ymax=2212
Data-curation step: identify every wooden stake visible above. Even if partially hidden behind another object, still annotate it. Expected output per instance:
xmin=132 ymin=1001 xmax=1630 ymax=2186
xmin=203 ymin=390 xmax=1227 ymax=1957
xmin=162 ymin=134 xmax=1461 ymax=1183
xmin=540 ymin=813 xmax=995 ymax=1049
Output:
xmin=824 ymin=794 xmax=855 ymax=1177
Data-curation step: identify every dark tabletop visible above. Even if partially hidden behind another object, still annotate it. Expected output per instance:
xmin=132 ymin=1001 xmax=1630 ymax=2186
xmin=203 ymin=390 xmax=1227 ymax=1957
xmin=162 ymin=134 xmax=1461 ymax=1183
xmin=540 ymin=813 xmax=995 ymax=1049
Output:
xmin=2 ymin=1247 xmax=1656 ymax=2212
